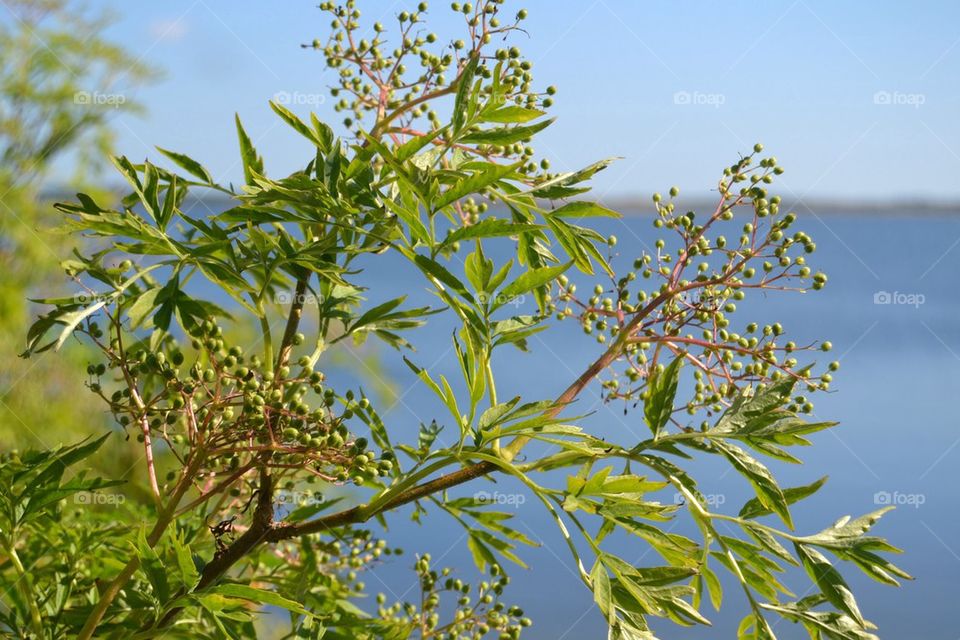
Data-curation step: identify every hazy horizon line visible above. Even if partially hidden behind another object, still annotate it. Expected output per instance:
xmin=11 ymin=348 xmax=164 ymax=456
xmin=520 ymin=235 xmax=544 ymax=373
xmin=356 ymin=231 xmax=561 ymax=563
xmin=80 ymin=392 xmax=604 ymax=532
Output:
xmin=35 ymin=187 xmax=960 ymax=216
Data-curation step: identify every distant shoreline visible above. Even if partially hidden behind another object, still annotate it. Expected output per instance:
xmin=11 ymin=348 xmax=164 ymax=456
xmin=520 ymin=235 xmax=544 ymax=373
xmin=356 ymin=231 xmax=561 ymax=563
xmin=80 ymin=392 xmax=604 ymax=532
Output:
xmin=598 ymin=198 xmax=960 ymax=217
xmin=36 ymin=189 xmax=960 ymax=217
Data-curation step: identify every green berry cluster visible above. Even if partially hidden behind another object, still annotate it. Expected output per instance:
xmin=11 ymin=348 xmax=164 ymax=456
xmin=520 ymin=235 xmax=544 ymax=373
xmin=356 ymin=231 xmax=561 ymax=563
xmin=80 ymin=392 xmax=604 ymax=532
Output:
xmin=83 ymin=313 xmax=393 ymax=493
xmin=374 ymin=554 xmax=530 ymax=639
xmin=311 ymin=531 xmax=395 ymax=579
xmin=268 ymin=530 xmax=402 ymax=615
xmin=548 ymin=148 xmax=838 ymax=421
xmin=311 ymin=1 xmax=553 ymax=176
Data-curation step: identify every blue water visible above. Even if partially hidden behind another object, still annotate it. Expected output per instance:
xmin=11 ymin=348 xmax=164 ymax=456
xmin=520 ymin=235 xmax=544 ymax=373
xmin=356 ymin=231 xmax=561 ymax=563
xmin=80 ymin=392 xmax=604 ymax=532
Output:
xmin=310 ymin=211 xmax=960 ymax=639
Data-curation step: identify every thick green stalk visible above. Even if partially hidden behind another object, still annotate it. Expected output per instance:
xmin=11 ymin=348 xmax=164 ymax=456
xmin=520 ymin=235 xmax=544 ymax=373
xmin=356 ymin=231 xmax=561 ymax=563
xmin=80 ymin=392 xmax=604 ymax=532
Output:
xmin=274 ymin=275 xmax=309 ymax=371
xmin=485 ymin=354 xmax=500 ymax=456
xmin=259 ymin=312 xmax=274 ymax=373
xmin=485 ymin=356 xmax=498 ymax=407
xmin=6 ymin=540 xmax=42 ymax=637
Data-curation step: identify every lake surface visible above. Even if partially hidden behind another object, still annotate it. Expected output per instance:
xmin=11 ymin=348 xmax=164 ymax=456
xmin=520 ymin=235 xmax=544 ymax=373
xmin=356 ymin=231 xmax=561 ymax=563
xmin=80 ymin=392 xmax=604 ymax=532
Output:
xmin=313 ymin=210 xmax=960 ymax=639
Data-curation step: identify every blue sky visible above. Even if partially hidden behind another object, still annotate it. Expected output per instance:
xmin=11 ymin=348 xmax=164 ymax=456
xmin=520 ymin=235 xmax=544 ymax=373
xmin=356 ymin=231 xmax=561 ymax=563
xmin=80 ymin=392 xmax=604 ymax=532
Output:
xmin=74 ymin=1 xmax=960 ymax=201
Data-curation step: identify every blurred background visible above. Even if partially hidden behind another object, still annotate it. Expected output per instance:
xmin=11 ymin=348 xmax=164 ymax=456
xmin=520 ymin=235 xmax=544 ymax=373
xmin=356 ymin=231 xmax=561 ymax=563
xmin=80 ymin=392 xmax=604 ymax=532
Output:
xmin=2 ymin=1 xmax=958 ymax=637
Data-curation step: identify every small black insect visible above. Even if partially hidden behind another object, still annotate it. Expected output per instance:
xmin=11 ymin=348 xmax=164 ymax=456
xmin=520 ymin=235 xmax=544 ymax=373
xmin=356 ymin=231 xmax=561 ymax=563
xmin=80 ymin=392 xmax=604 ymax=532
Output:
xmin=209 ymin=515 xmax=237 ymax=558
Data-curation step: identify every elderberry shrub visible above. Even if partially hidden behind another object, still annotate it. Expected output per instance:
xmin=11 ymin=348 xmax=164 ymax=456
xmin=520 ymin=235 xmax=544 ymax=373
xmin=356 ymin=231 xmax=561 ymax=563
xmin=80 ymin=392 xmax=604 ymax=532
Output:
xmin=17 ymin=1 xmax=907 ymax=639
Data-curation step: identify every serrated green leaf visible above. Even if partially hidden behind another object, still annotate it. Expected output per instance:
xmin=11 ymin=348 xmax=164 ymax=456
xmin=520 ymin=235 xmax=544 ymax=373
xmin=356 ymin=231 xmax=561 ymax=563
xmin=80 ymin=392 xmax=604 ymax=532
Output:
xmin=551 ymin=201 xmax=621 ymax=218
xmin=794 ymin=543 xmax=865 ymax=627
xmin=714 ymin=441 xmax=792 ymax=529
xmin=440 ymin=218 xmax=539 ymax=250
xmin=460 ymin=118 xmax=555 ymax=146
xmin=740 ymin=476 xmax=828 ymax=520
xmin=644 ymin=356 xmax=683 ymax=437
xmin=591 ymin=561 xmax=614 ymax=622
xmin=270 ymin=100 xmax=329 ymax=151
xmin=413 ymin=254 xmax=474 ymax=302
xmin=435 ymin=162 xmax=518 ymax=210
xmin=497 ymin=262 xmax=571 ymax=309
xmin=172 ymin=533 xmax=200 ymax=591
xmin=235 ymin=113 xmax=264 ymax=185
xmin=452 ymin=54 xmax=479 ymax=133
xmin=156 ymin=146 xmax=213 ymax=183
xmin=205 ymin=583 xmax=314 ymax=617
xmin=482 ymin=105 xmax=546 ymax=124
